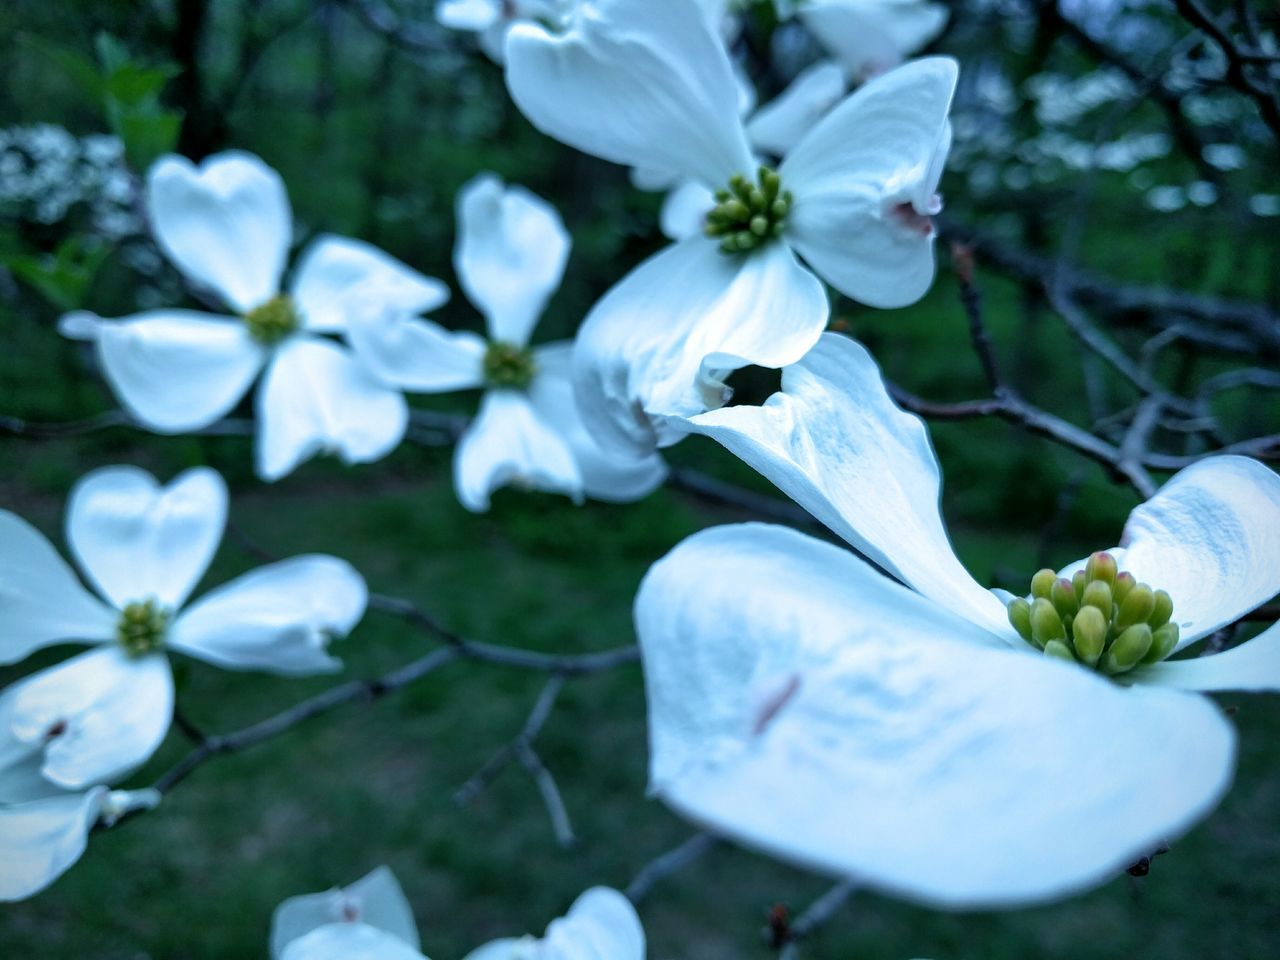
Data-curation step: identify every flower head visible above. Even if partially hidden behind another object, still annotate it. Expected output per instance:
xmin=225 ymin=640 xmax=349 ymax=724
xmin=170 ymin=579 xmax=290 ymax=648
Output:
xmin=347 ymin=172 xmax=666 ymax=511
xmin=0 ymin=466 xmax=367 ymax=899
xmin=59 ymin=151 xmax=449 ymax=481
xmin=272 ymin=866 xmax=425 ymax=960
xmin=634 ymin=332 xmax=1280 ymax=907
xmin=503 ymin=0 xmax=957 ymax=456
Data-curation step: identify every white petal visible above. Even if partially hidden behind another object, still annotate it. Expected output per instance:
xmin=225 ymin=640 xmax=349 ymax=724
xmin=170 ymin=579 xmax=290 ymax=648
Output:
xmin=573 ymin=236 xmax=828 ymax=458
xmin=504 ymin=0 xmax=755 ymax=187
xmin=1118 ymin=456 xmax=1280 ymax=649
xmin=345 ymin=310 xmax=487 ymax=392
xmin=289 ymin=235 xmax=449 ymax=334
xmin=453 ymin=390 xmax=583 ymax=512
xmin=529 ymin=344 xmax=667 ymax=502
xmin=281 ymin=923 xmax=427 ymax=960
xmin=1135 ymin=622 xmax=1280 ymax=692
xmin=346 ymin=308 xmax=487 ymax=392
xmin=0 ymin=787 xmax=106 ymax=902
xmin=780 ymin=57 xmax=957 ymax=307
xmin=9 ymin=647 xmax=173 ymax=790
xmin=462 ymin=887 xmax=644 ymax=960
xmin=67 ymin=465 xmax=227 ymax=610
xmin=638 ymin=523 xmax=1237 ymax=908
xmin=87 ymin=310 xmax=267 ymax=433
xmin=0 ymin=513 xmax=116 ymax=664
xmin=455 ymin=174 xmax=570 ymax=346
xmin=146 ymin=151 xmax=291 ymax=313
xmin=271 ymin=866 xmax=420 ymax=959
xmin=436 ymin=0 xmax=502 ymax=32
xmin=802 ymin=0 xmax=949 ymax=80
xmin=257 ymin=338 xmax=409 ymax=482
xmin=170 ymin=556 xmax=367 ymax=676
xmin=687 ymin=332 xmax=1012 ymax=638
xmin=658 ymin=179 xmax=716 ymax=241
xmin=746 ymin=60 xmax=846 ymax=158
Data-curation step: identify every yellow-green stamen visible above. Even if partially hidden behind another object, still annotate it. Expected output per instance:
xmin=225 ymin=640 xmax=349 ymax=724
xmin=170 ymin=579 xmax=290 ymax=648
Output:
xmin=116 ymin=599 xmax=170 ymax=657
xmin=244 ymin=295 xmax=300 ymax=345
xmin=1006 ymin=552 xmax=1178 ymax=676
xmin=705 ymin=165 xmax=791 ymax=254
xmin=483 ymin=341 xmax=536 ymax=390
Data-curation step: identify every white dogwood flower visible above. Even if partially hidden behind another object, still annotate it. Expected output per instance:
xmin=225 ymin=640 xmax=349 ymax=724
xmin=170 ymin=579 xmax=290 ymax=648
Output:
xmin=787 ymin=0 xmax=950 ymax=81
xmin=504 ymin=0 xmax=957 ymax=456
xmin=348 ymin=173 xmax=666 ymax=512
xmin=272 ymin=866 xmax=427 ymax=960
xmin=461 ymin=886 xmax=644 ymax=960
xmin=60 ymin=151 xmax=448 ymax=481
xmin=635 ymin=332 xmax=1280 ymax=908
xmin=0 ymin=464 xmax=367 ymax=869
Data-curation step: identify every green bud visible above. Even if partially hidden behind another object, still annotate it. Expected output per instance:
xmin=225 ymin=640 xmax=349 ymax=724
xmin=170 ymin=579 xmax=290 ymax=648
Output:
xmin=724 ymin=199 xmax=749 ymax=220
xmin=1112 ymin=571 xmax=1136 ymax=605
xmin=710 ymin=168 xmax=790 ymax=255
xmin=1051 ymin=578 xmax=1078 ymax=617
xmin=770 ymin=220 xmax=786 ymax=237
xmin=483 ymin=341 xmax=537 ymax=390
xmin=729 ymin=173 xmax=748 ymax=194
xmin=1150 ymin=590 xmax=1174 ymax=629
xmin=1115 ymin=584 xmax=1155 ymax=632
xmin=770 ymin=198 xmax=789 ymax=219
xmin=735 ymin=230 xmax=757 ymax=250
xmin=1072 ymin=604 xmax=1108 ymax=667
xmin=1080 ymin=580 xmax=1112 ymax=615
xmin=1103 ymin=623 xmax=1153 ymax=675
xmin=750 ymin=215 xmax=769 ymax=237
xmin=1030 ymin=568 xmax=1057 ymax=600
xmin=1072 ymin=569 xmax=1087 ymax=601
xmin=1008 ymin=598 xmax=1033 ymax=642
xmin=1143 ymin=622 xmax=1180 ymax=664
xmin=1030 ymin=597 xmax=1065 ymax=645
xmin=1044 ymin=639 xmax=1076 ymax=662
xmin=719 ymin=237 xmax=738 ymax=254
xmin=1085 ymin=551 xmax=1118 ymax=586
xmin=244 ymin=295 xmax=300 ymax=345
xmin=714 ymin=189 xmax=730 ymax=202
xmin=748 ymin=187 xmax=767 ymax=210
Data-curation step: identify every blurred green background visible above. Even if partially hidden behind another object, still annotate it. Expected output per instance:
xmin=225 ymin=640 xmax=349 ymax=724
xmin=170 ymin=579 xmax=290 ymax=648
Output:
xmin=2 ymin=1 xmax=1278 ymax=957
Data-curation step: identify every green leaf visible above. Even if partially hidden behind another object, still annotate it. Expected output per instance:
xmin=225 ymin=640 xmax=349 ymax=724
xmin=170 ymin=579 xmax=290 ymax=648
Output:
xmin=116 ymin=110 xmax=183 ymax=170
xmin=18 ymin=33 xmax=105 ymax=100
xmin=2 ymin=236 xmax=113 ymax=312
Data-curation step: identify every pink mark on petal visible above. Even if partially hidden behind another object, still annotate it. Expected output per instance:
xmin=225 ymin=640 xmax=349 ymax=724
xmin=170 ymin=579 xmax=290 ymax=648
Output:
xmin=340 ymin=898 xmax=360 ymax=923
xmin=891 ymin=202 xmax=936 ymax=237
xmin=44 ymin=719 xmax=68 ymax=741
xmin=753 ymin=675 xmax=802 ymax=737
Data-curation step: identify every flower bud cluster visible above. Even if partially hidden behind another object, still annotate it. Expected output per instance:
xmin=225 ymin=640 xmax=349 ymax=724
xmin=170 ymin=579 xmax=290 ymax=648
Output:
xmin=116 ymin=599 xmax=171 ymax=657
xmin=483 ymin=341 xmax=537 ymax=390
xmin=1006 ymin=552 xmax=1178 ymax=676
xmin=244 ymin=295 xmax=301 ymax=345
xmin=704 ymin=166 xmax=792 ymax=254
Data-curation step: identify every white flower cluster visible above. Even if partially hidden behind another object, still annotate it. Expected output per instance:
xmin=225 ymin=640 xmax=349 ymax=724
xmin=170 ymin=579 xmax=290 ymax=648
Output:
xmin=3 ymin=0 xmax=1279 ymax=952
xmin=0 ymin=124 xmax=140 ymax=239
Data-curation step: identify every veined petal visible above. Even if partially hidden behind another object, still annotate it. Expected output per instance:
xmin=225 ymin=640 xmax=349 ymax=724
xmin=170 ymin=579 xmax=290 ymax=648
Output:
xmin=170 ymin=556 xmax=366 ymax=676
xmin=86 ymin=310 xmax=267 ymax=434
xmin=638 ymin=523 xmax=1236 ymax=908
xmin=687 ymin=333 xmax=1012 ymax=639
xmin=290 ymin=235 xmax=449 ymax=334
xmin=746 ymin=60 xmax=846 ymax=158
xmin=462 ymin=887 xmax=644 ymax=960
xmin=67 ymin=465 xmax=227 ymax=610
xmin=146 ymin=151 xmax=291 ymax=313
xmin=573 ymin=236 xmax=828 ymax=458
xmin=801 ymin=0 xmax=949 ymax=80
xmin=453 ymin=389 xmax=583 ymax=512
xmin=529 ymin=344 xmax=667 ymax=502
xmin=1134 ymin=622 xmax=1280 ymax=693
xmin=346 ymin=309 xmax=487 ymax=392
xmin=271 ymin=866 xmax=420 ymax=959
xmin=0 ymin=513 xmax=116 ymax=664
xmin=256 ymin=338 xmax=409 ymax=482
xmin=455 ymin=174 xmax=570 ymax=346
xmin=9 ymin=647 xmax=172 ymax=791
xmin=659 ymin=179 xmax=716 ymax=241
xmin=280 ymin=923 xmax=427 ymax=960
xmin=1118 ymin=456 xmax=1280 ymax=650
xmin=781 ymin=57 xmax=957 ymax=307
xmin=0 ymin=787 xmax=107 ymax=902
xmin=505 ymin=0 xmax=755 ymax=187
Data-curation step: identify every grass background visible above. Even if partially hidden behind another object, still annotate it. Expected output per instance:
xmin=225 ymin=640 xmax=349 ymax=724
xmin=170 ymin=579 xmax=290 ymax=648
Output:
xmin=2 ymin=1 xmax=1279 ymax=957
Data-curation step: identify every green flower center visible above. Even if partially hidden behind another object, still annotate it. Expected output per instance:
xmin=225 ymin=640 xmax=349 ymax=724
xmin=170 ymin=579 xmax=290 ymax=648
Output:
xmin=705 ymin=165 xmax=792 ymax=254
xmin=483 ymin=341 xmax=536 ymax=390
xmin=116 ymin=599 xmax=170 ymax=657
xmin=1007 ymin=552 xmax=1179 ymax=676
xmin=244 ymin=295 xmax=300 ymax=345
